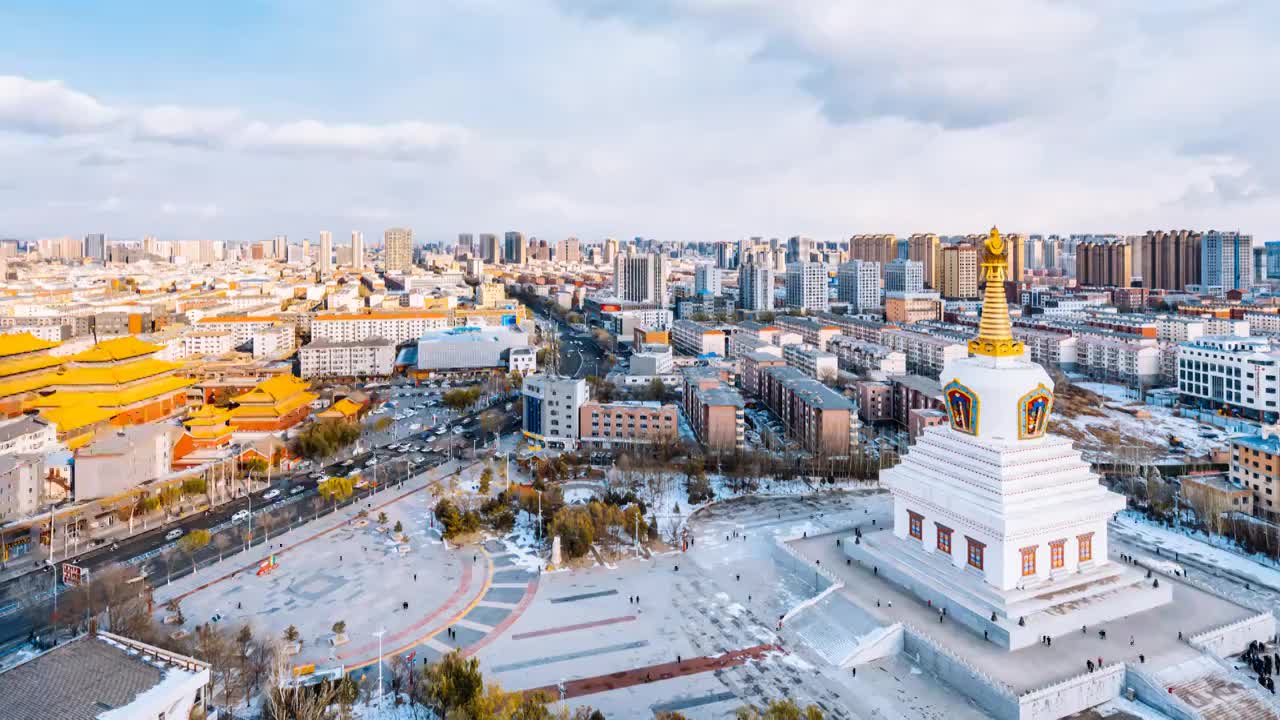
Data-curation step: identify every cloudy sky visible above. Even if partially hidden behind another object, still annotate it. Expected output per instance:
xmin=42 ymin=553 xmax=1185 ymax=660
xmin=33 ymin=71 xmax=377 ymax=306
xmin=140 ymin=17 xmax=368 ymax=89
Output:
xmin=0 ymin=1 xmax=1275 ymax=244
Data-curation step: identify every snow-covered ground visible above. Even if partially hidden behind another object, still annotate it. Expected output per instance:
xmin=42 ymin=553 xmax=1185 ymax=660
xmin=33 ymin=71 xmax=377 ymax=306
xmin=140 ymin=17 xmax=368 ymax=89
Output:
xmin=1112 ymin=511 xmax=1280 ymax=591
xmin=1056 ymin=381 xmax=1230 ymax=461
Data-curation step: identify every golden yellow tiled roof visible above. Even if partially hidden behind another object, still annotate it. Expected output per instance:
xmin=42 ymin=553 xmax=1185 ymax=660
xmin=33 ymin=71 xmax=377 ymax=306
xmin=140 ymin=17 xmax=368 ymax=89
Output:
xmin=184 ymin=404 xmax=232 ymax=425
xmin=70 ymin=336 xmax=163 ymax=363
xmin=0 ymin=353 xmax=66 ymax=379
xmin=0 ymin=371 xmax=59 ymax=400
xmin=25 ymin=375 xmax=195 ymax=411
xmin=232 ymin=374 xmax=310 ymax=404
xmin=320 ymin=397 xmax=363 ymax=418
xmin=40 ymin=403 xmax=117 ymax=432
xmin=0 ymin=332 xmax=60 ymax=359
xmin=51 ymin=358 xmax=180 ymax=387
xmin=230 ymin=389 xmax=318 ymax=419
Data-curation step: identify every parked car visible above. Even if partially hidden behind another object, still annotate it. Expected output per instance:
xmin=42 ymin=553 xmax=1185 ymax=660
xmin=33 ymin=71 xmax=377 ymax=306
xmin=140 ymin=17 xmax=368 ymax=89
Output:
xmin=290 ymin=485 xmax=306 ymax=495
xmin=262 ymin=488 xmax=281 ymax=501
xmin=232 ymin=509 xmax=251 ymax=523
xmin=165 ymin=528 xmax=184 ymax=541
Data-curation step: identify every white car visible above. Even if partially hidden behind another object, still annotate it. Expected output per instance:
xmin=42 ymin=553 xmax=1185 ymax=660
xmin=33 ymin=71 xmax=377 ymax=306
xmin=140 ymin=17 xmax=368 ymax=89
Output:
xmin=165 ymin=528 xmax=184 ymax=541
xmin=232 ymin=509 xmax=251 ymax=523
xmin=262 ymin=488 xmax=281 ymax=501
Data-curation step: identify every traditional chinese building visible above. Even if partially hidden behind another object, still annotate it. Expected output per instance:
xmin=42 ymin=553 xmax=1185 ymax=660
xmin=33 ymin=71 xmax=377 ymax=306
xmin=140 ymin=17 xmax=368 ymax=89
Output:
xmin=227 ymin=374 xmax=317 ymax=433
xmin=24 ymin=336 xmax=194 ymax=426
xmin=0 ymin=332 xmax=66 ymax=417
xmin=171 ymin=404 xmax=238 ymax=469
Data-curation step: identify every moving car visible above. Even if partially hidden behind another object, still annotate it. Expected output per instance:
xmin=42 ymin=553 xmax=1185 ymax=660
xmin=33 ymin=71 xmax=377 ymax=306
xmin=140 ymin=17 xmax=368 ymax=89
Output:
xmin=262 ymin=488 xmax=281 ymax=501
xmin=232 ymin=509 xmax=251 ymax=523
xmin=165 ymin=528 xmax=184 ymax=541
xmin=290 ymin=485 xmax=306 ymax=495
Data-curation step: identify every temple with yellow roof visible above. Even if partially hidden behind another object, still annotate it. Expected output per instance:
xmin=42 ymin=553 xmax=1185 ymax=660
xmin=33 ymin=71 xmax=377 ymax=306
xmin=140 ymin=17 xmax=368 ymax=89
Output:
xmin=24 ymin=336 xmax=195 ymax=426
xmin=226 ymin=374 xmax=317 ymax=432
xmin=0 ymin=332 xmax=66 ymax=416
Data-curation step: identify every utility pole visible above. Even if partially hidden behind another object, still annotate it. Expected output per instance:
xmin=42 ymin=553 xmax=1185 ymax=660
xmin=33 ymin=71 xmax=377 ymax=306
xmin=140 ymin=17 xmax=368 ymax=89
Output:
xmin=374 ymin=627 xmax=386 ymax=710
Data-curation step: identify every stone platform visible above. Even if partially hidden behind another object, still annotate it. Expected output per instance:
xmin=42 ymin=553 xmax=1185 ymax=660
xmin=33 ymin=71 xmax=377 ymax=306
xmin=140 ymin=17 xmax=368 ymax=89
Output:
xmin=846 ymin=530 xmax=1172 ymax=650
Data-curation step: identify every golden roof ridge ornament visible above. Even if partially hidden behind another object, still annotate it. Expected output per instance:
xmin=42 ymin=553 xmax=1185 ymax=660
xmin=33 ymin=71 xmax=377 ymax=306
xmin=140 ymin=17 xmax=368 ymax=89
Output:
xmin=968 ymin=226 xmax=1025 ymax=358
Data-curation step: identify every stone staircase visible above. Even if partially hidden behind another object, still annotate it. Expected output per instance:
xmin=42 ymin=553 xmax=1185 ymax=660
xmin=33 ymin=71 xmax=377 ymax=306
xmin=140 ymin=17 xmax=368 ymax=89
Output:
xmin=784 ymin=593 xmax=884 ymax=668
xmin=1157 ymin=656 xmax=1279 ymax=720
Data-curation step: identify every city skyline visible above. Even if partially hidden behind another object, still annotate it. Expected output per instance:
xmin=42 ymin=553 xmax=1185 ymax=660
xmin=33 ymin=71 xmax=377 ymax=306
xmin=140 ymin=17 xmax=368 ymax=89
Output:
xmin=1 ymin=2 xmax=1276 ymax=241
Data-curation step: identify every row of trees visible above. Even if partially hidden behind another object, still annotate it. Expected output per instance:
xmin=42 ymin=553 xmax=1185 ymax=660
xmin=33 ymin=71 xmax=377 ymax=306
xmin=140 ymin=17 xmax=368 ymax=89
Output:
xmin=434 ymin=495 xmax=515 ymax=540
xmin=293 ymin=421 xmax=361 ymax=460
xmin=549 ymin=501 xmax=650 ymax=559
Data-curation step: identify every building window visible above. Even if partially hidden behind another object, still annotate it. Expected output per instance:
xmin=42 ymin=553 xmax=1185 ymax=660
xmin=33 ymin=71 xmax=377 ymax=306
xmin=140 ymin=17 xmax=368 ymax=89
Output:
xmin=908 ymin=511 xmax=923 ymax=540
xmin=1020 ymin=546 xmax=1037 ymax=576
xmin=966 ymin=537 xmax=985 ymax=570
xmin=1050 ymin=540 xmax=1066 ymax=569
xmin=936 ymin=525 xmax=952 ymax=554
xmin=1078 ymin=533 xmax=1094 ymax=562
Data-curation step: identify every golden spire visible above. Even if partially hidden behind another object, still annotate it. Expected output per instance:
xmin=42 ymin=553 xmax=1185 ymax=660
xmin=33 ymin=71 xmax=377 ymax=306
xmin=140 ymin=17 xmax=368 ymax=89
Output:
xmin=968 ymin=226 xmax=1025 ymax=358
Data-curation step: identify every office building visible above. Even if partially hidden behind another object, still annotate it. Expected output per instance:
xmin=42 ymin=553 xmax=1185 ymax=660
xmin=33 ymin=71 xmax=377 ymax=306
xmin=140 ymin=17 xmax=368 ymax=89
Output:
xmin=273 ymin=234 xmax=287 ymax=260
xmin=456 ymin=233 xmax=475 ymax=258
xmin=715 ymin=241 xmax=738 ymax=270
xmin=504 ymin=231 xmax=527 ymax=265
xmin=613 ymin=251 xmax=669 ymax=306
xmin=836 ymin=260 xmax=880 ymax=312
xmin=522 ymin=374 xmax=588 ymax=450
xmin=941 ymin=244 xmax=979 ymax=299
xmin=884 ymin=259 xmax=924 ymax=293
xmin=1177 ymin=336 xmax=1280 ymax=421
xmin=1201 ymin=230 xmax=1254 ymax=293
xmin=384 ymin=227 xmax=413 ymax=272
xmin=785 ymin=262 xmax=829 ymax=312
xmin=602 ymin=237 xmax=619 ymax=266
xmin=694 ymin=263 xmax=723 ymax=297
xmin=480 ymin=233 xmax=501 ymax=263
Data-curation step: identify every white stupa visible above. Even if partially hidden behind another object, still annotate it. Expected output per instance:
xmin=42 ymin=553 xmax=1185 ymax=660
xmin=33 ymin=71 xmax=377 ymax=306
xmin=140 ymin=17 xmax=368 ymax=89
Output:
xmin=849 ymin=227 xmax=1171 ymax=649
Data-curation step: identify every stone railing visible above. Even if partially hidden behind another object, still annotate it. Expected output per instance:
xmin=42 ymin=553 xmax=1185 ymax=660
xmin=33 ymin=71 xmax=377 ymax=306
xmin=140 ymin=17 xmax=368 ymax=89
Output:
xmin=1187 ymin=611 xmax=1278 ymax=658
xmin=772 ymin=535 xmax=844 ymax=625
xmin=901 ymin=622 xmax=1019 ymax=713
xmin=1015 ymin=663 xmax=1125 ymax=720
xmin=1124 ymin=665 xmax=1203 ymax=720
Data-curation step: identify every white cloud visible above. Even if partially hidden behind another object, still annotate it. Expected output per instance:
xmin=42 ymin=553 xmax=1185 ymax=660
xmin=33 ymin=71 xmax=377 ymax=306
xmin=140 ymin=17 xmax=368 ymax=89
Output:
xmin=135 ymin=106 xmax=244 ymax=148
xmin=239 ymin=119 xmax=468 ymax=160
xmin=0 ymin=75 xmax=118 ymax=135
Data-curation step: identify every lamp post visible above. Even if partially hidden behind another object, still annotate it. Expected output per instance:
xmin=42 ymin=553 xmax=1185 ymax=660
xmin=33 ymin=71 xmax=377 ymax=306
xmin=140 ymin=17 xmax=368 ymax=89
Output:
xmin=373 ymin=627 xmax=386 ymax=710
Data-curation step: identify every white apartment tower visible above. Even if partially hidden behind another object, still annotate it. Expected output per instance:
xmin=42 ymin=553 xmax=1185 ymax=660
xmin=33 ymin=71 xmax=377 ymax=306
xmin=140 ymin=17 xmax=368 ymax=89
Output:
xmin=384 ymin=227 xmax=413 ymax=272
xmin=694 ymin=263 xmax=723 ymax=297
xmin=318 ymin=230 xmax=332 ymax=276
xmin=785 ymin=261 xmax=829 ymax=312
xmin=837 ymin=260 xmax=881 ymax=312
xmin=739 ymin=256 xmax=776 ymax=312
xmin=350 ymin=230 xmax=365 ymax=270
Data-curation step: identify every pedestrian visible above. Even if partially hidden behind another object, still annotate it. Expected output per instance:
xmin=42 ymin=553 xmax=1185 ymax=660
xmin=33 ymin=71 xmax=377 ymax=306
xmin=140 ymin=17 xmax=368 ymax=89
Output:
xmin=984 ymin=630 xmax=989 ymax=641
xmin=1048 ymin=637 xmax=1052 ymax=647
xmin=1082 ymin=625 xmax=1087 ymax=635
xmin=414 ymin=573 xmax=417 ymax=581
xmin=1129 ymin=635 xmax=1134 ymax=647
xmin=1139 ymin=654 xmax=1145 ymax=663
xmin=736 ymin=574 xmax=740 ymax=581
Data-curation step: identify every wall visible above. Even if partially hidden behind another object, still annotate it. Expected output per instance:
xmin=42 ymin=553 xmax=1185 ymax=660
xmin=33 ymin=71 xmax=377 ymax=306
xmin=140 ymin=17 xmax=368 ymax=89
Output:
xmin=1125 ymin=666 xmax=1202 ymax=720
xmin=901 ymin=624 xmax=1020 ymax=720
xmin=1016 ymin=663 xmax=1125 ymax=720
xmin=844 ymin=623 xmax=904 ymax=667
xmin=1187 ymin=611 xmax=1277 ymax=658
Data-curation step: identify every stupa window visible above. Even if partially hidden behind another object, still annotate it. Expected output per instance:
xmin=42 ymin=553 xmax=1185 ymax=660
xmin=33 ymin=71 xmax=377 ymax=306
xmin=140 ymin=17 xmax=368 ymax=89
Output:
xmin=966 ymin=537 xmax=985 ymax=570
xmin=908 ymin=511 xmax=923 ymax=540
xmin=1077 ymin=533 xmax=1094 ymax=562
xmin=1050 ymin=540 xmax=1066 ymax=569
xmin=936 ymin=525 xmax=952 ymax=553
xmin=1020 ymin=546 xmax=1037 ymax=577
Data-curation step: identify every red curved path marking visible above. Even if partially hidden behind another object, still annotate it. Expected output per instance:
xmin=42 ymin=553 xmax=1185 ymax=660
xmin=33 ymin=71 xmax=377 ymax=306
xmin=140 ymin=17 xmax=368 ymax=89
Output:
xmin=336 ymin=560 xmax=474 ymax=661
xmin=525 ymin=643 xmax=778 ymax=700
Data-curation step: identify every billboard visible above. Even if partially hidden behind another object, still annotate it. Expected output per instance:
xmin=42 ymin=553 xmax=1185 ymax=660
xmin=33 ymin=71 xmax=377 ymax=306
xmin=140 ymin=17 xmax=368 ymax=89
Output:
xmin=62 ymin=563 xmax=89 ymax=587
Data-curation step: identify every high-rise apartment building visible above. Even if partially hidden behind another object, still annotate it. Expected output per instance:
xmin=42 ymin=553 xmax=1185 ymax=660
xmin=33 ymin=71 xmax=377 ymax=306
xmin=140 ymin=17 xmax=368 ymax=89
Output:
xmin=907 ymin=233 xmax=942 ymax=289
xmin=613 ymin=251 xmax=669 ymax=306
xmin=850 ymin=234 xmax=898 ymax=274
xmin=84 ymin=233 xmax=105 ymax=262
xmin=1076 ymin=241 xmax=1132 ymax=287
xmin=942 ymin=244 xmax=978 ymax=299
xmin=1025 ymin=236 xmax=1044 ymax=270
xmin=504 ymin=231 xmax=527 ymax=265
xmin=739 ymin=256 xmax=775 ymax=312
xmin=885 ymin=259 xmax=925 ymax=293
xmin=785 ymin=262 xmax=829 ymax=312
xmin=350 ymin=231 xmax=365 ymax=270
xmin=1140 ymin=230 xmax=1202 ymax=291
xmin=786 ymin=236 xmax=812 ymax=264
xmin=603 ymin=237 xmax=619 ymax=266
xmin=318 ymin=230 xmax=332 ymax=276
xmin=384 ymin=227 xmax=413 ymax=272
xmin=1003 ymin=232 xmax=1026 ymax=283
xmin=559 ymin=237 xmax=581 ymax=264
xmin=1201 ymin=230 xmax=1254 ymax=293
xmin=694 ymin=263 xmax=723 ymax=297
xmin=479 ymin=233 xmax=500 ymax=263
xmin=837 ymin=260 xmax=881 ymax=312
xmin=715 ymin=241 xmax=738 ymax=270
xmin=273 ymin=234 xmax=287 ymax=260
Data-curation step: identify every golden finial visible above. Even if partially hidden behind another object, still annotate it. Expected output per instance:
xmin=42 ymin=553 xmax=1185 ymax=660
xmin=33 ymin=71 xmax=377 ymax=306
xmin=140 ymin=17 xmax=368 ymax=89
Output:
xmin=968 ymin=226 xmax=1024 ymax=358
